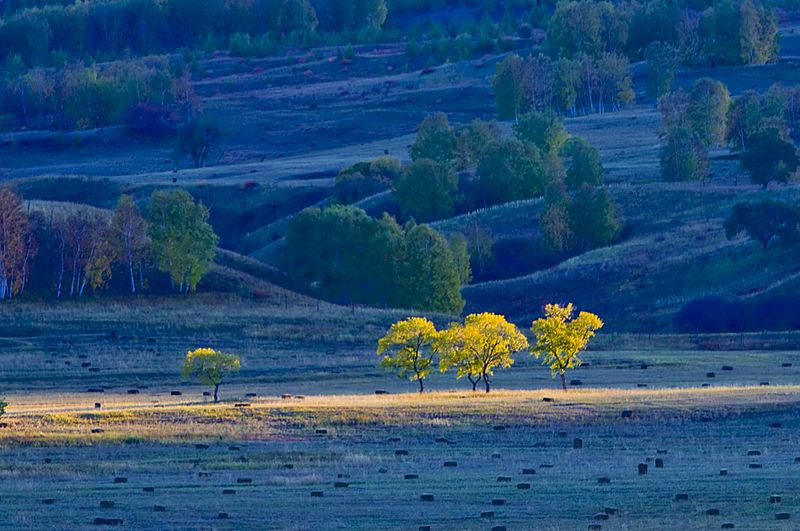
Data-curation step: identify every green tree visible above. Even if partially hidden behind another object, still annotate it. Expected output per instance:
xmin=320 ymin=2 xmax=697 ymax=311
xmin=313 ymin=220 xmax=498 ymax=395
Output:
xmin=377 ymin=317 xmax=439 ymax=393
xmin=476 ymin=139 xmax=547 ymax=206
xmin=181 ymin=347 xmax=240 ymax=402
xmin=644 ymin=41 xmax=679 ymax=99
xmin=568 ymin=185 xmax=622 ymax=252
xmin=531 ymin=303 xmax=603 ymax=391
xmin=394 ymin=159 xmax=458 ymax=222
xmin=146 ymin=190 xmax=218 ymax=293
xmin=493 ymin=54 xmax=529 ymax=120
xmin=688 ymin=78 xmax=731 ymax=148
xmin=400 ymin=223 xmax=464 ymax=314
xmin=726 ymin=90 xmax=768 ymax=152
xmin=448 ymin=234 xmax=472 ymax=285
xmin=740 ymin=128 xmax=799 ymax=189
xmin=725 ymin=200 xmax=800 ymax=251
xmin=438 ymin=312 xmax=528 ymax=393
xmin=561 ymin=137 xmax=604 ymax=189
xmin=110 ymin=195 xmax=148 ymax=294
xmin=410 ymin=113 xmax=457 ymax=164
xmin=660 ymin=126 xmax=709 ymax=181
xmin=455 ymin=119 xmax=501 ymax=171
xmin=513 ymin=111 xmax=569 ymax=154
xmin=540 ymin=185 xmax=573 ymax=253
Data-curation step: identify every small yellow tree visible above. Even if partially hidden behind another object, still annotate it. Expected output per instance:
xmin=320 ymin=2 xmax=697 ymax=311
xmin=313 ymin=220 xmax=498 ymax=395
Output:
xmin=530 ymin=303 xmax=603 ymax=391
xmin=439 ymin=312 xmax=528 ymax=393
xmin=377 ymin=317 xmax=439 ymax=393
xmin=181 ymin=348 xmax=240 ymax=402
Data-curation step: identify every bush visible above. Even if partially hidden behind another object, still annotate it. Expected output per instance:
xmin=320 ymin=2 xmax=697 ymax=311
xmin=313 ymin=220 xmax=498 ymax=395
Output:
xmin=675 ymin=295 xmax=800 ymax=333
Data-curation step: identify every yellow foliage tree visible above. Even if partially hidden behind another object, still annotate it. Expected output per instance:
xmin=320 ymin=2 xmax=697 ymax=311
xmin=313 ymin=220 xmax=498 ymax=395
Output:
xmin=530 ymin=303 xmax=603 ymax=390
xmin=438 ymin=312 xmax=528 ymax=393
xmin=181 ymin=347 xmax=240 ymax=402
xmin=377 ymin=317 xmax=439 ymax=393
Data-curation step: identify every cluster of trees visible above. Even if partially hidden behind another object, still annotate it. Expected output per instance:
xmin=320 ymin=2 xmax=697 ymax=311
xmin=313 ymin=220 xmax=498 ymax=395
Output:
xmin=283 ymin=205 xmax=467 ymax=313
xmin=659 ymin=79 xmax=800 ymax=187
xmin=548 ymin=0 xmax=777 ymax=68
xmin=377 ymin=303 xmax=603 ymax=393
xmin=494 ymin=52 xmax=634 ymax=119
xmin=0 ymin=57 xmax=196 ymax=132
xmin=0 ymin=188 xmax=218 ymax=301
xmin=0 ymin=0 xmax=388 ymax=67
xmin=725 ymin=200 xmax=800 ymax=252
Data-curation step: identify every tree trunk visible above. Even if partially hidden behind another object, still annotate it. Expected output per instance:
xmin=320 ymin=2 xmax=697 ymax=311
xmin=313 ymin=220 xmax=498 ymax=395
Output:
xmin=484 ymin=374 xmax=491 ymax=393
xmin=128 ymin=250 xmax=136 ymax=294
xmin=468 ymin=374 xmax=479 ymax=391
xmin=213 ymin=383 xmax=220 ymax=402
xmin=418 ymin=378 xmax=424 ymax=393
xmin=561 ymin=371 xmax=567 ymax=391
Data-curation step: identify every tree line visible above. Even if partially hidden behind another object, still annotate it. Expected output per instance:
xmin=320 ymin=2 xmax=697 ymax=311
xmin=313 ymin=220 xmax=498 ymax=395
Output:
xmin=377 ymin=303 xmax=603 ymax=393
xmin=0 ymin=188 xmax=218 ymax=301
xmin=0 ymin=0 xmax=388 ymax=67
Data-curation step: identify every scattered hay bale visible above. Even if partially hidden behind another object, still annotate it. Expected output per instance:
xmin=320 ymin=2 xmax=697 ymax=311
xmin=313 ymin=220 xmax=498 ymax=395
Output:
xmin=573 ymin=438 xmax=583 ymax=449
xmin=749 ymin=463 xmax=763 ymax=469
xmin=195 ymin=444 xmax=209 ymax=450
xmin=775 ymin=513 xmax=790 ymax=520
xmin=747 ymin=450 xmax=761 ymax=456
xmin=153 ymin=505 xmax=166 ymax=512
xmin=404 ymin=474 xmax=419 ymax=480
xmin=388 ymin=437 xmax=401 ymax=442
xmin=491 ymin=453 xmax=501 ymax=459
xmin=337 ymin=474 xmax=350 ymax=479
xmin=420 ymin=494 xmax=434 ymax=501
xmin=334 ymin=482 xmax=349 ymax=488
xmin=435 ymin=437 xmax=449 ymax=443
xmin=236 ymin=478 xmax=252 ymax=484
xmin=638 ymin=464 xmax=648 ymax=475
xmin=637 ymin=383 xmax=648 ymax=388
xmin=781 ymin=363 xmax=792 ymax=368
xmin=375 ymin=390 xmax=389 ymax=395
xmin=760 ymin=382 xmax=770 ymax=386
xmin=770 ymin=495 xmax=782 ymax=504
xmin=720 ymin=469 xmax=728 ymax=476
xmin=522 ymin=469 xmax=536 ymax=475
xmin=706 ymin=508 xmax=720 ymax=516
xmin=540 ymin=464 xmax=554 ymax=468
xmin=91 ymin=428 xmax=104 ymax=434
xmin=229 ymin=446 xmax=240 ymax=451
xmin=588 ymin=525 xmax=603 ymax=531
xmin=310 ymin=491 xmax=323 ymax=497
xmin=222 ymin=490 xmax=236 ymax=495
xmin=234 ymin=403 xmax=250 ymax=408
xmin=480 ymin=511 xmax=495 ymax=518
xmin=533 ymin=442 xmax=547 ymax=448
xmin=142 ymin=487 xmax=154 ymax=492
xmin=246 ymin=393 xmax=257 ymax=397
xmin=795 ymin=457 xmax=800 ymax=463
xmin=100 ymin=501 xmax=114 ymax=508
xmin=656 ymin=449 xmax=667 ymax=455
xmin=126 ymin=389 xmax=139 ymax=394
xmin=706 ymin=372 xmax=715 ymax=378
xmin=621 ymin=410 xmax=633 ymax=419
xmin=597 ymin=477 xmax=611 ymax=484
xmin=640 ymin=364 xmax=648 ymax=369
xmin=570 ymin=379 xmax=582 ymax=386
xmin=43 ymin=499 xmax=55 ymax=505
xmin=202 ymin=392 xmax=211 ymax=397
xmin=378 ymin=468 xmax=388 ymax=473
xmin=721 ymin=366 xmax=733 ymax=371
xmin=517 ymin=483 xmax=531 ymax=489
xmin=491 ymin=526 xmax=507 ymax=531
xmin=497 ymin=476 xmax=511 ymax=482
xmin=395 ymin=450 xmax=409 ymax=456
xmin=95 ymin=403 xmax=101 ymax=409
xmin=419 ymin=526 xmax=431 ymax=531
xmin=315 ymin=429 xmax=328 ymax=435
xmin=44 ymin=458 xmax=52 ymax=464
xmin=492 ymin=425 xmax=505 ymax=431
xmin=88 ymin=388 xmax=104 ymax=393
xmin=675 ymin=493 xmax=689 ymax=501
xmin=769 ymin=422 xmax=782 ymax=428
xmin=655 ymin=458 xmax=664 ymax=468
xmin=218 ymin=513 xmax=229 ymax=519
xmin=170 ymin=391 xmax=182 ymax=396
xmin=491 ymin=499 xmax=506 ymax=506
xmin=542 ymin=397 xmax=554 ymax=402
xmin=113 ymin=477 xmax=127 ymax=484
xmin=604 ymin=507 xmax=618 ymax=515
xmin=93 ymin=518 xmax=123 ymax=526
xmin=721 ymin=523 xmax=735 ymax=529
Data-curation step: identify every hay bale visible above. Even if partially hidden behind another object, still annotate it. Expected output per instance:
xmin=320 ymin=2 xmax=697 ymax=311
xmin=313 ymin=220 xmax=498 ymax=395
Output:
xmin=337 ymin=474 xmax=350 ymax=479
xmin=218 ymin=513 xmax=229 ymax=519
xmin=404 ymin=474 xmax=419 ymax=480
xmin=522 ymin=468 xmax=536 ymax=475
xmin=420 ymin=527 xmax=431 ymax=531
xmin=675 ymin=493 xmax=689 ymax=501
xmin=655 ymin=458 xmax=664 ymax=468
xmin=491 ymin=526 xmax=507 ymax=531
xmin=638 ymin=463 xmax=648 ymax=475
xmin=222 ymin=489 xmax=236 ymax=495
xmin=100 ymin=501 xmax=114 ymax=508
xmin=310 ymin=491 xmax=323 ymax=497
xmin=706 ymin=372 xmax=715 ymax=378
xmin=113 ymin=477 xmax=127 ymax=484
xmin=195 ymin=444 xmax=209 ymax=450
xmin=597 ymin=477 xmax=611 ymax=484
xmin=533 ymin=442 xmax=547 ymax=448
xmin=237 ymin=478 xmax=252 ymax=484
xmin=621 ymin=410 xmax=633 ymax=418
xmin=573 ymin=438 xmax=583 ymax=449
xmin=491 ymin=453 xmax=501 ymax=459
xmin=769 ymin=422 xmax=782 ymax=428
xmin=497 ymin=476 xmax=511 ymax=482
xmin=637 ymin=383 xmax=648 ymax=388
xmin=721 ymin=523 xmax=735 ymax=529
xmin=126 ymin=389 xmax=139 ymax=394
xmin=540 ymin=464 xmax=554 ymax=468
xmin=770 ymin=495 xmax=781 ymax=504
xmin=570 ymin=379 xmax=582 ymax=386
xmin=775 ymin=513 xmax=790 ymax=520
xmin=760 ymin=382 xmax=769 ymax=386
xmin=749 ymin=463 xmax=763 ymax=469
xmin=517 ymin=483 xmax=531 ymax=489
xmin=781 ymin=363 xmax=792 ymax=368
xmin=93 ymin=518 xmax=122 ymax=525
xmin=95 ymin=403 xmax=101 ymax=409
xmin=44 ymin=458 xmax=52 ymax=464
xmin=542 ymin=397 xmax=554 ymax=402
xmin=388 ymin=437 xmax=401 ymax=442
xmin=315 ymin=429 xmax=328 ymax=434
xmin=395 ymin=450 xmax=409 ymax=456
xmin=234 ymin=403 xmax=250 ymax=408
xmin=420 ymin=494 xmax=434 ymax=501
xmin=491 ymin=499 xmax=506 ymax=506
xmin=142 ymin=487 xmax=154 ymax=492
xmin=721 ymin=365 xmax=733 ymax=371
xmin=378 ymin=468 xmax=388 ymax=473
xmin=42 ymin=499 xmax=55 ymax=505
xmin=588 ymin=525 xmax=603 ymax=531
xmin=640 ymin=364 xmax=648 ymax=369
xmin=170 ymin=391 xmax=182 ymax=396
xmin=720 ymin=469 xmax=728 ymax=476
xmin=604 ymin=507 xmax=619 ymax=515
xmin=246 ymin=393 xmax=257 ymax=397
xmin=202 ymin=392 xmax=211 ymax=397
xmin=375 ymin=390 xmax=389 ymax=395
xmin=153 ymin=505 xmax=166 ymax=512
xmin=88 ymin=388 xmax=104 ymax=393
xmin=706 ymin=508 xmax=720 ymax=515
xmin=91 ymin=428 xmax=104 ymax=434
xmin=747 ymin=450 xmax=761 ymax=456
xmin=334 ymin=482 xmax=349 ymax=488
xmin=480 ymin=511 xmax=495 ymax=518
